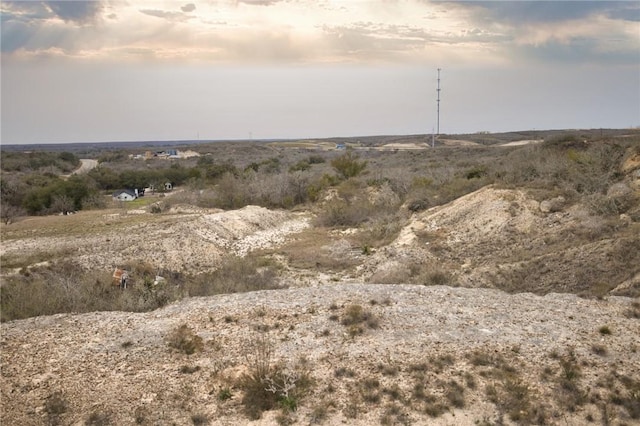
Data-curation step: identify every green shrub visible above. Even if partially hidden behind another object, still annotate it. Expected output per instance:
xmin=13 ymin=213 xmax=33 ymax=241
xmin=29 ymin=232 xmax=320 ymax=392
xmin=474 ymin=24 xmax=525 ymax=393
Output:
xmin=334 ymin=367 xmax=356 ymax=378
xmin=359 ymin=377 xmax=381 ymax=403
xmin=341 ymin=304 xmax=370 ymax=326
xmin=556 ymin=349 xmax=587 ymax=411
xmin=591 ymin=344 xmax=608 ymax=356
xmin=407 ymin=199 xmax=430 ymax=212
xmin=422 ymin=270 xmax=452 ymax=286
xmin=191 ymin=413 xmax=209 ymax=425
xmin=599 ymin=325 xmax=612 ymax=335
xmin=331 ymin=151 xmax=367 ymax=179
xmin=341 ymin=304 xmax=379 ymax=336
xmin=464 ymin=165 xmax=488 ymax=179
xmin=86 ymin=411 xmax=112 ymax=426
xmin=307 ymin=154 xmax=326 ymax=164
xmin=445 ymin=380 xmax=465 ymax=408
xmin=626 ymin=301 xmax=640 ymax=319
xmin=616 ymin=374 xmax=640 ymax=419
xmin=180 ymin=365 xmax=201 ymax=374
xmin=314 ymin=199 xmax=372 ymax=228
xmin=289 ymin=160 xmax=311 ymax=172
xmin=218 ymin=387 xmax=233 ymax=401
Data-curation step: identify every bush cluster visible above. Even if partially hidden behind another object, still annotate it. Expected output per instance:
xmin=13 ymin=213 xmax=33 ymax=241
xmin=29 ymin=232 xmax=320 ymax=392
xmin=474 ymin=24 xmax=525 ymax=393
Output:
xmin=0 ymin=256 xmax=279 ymax=322
xmin=1 ymin=151 xmax=80 ymax=173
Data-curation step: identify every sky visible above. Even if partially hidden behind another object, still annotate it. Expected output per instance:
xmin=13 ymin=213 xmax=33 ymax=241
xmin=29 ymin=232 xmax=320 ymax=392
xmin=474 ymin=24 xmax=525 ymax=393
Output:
xmin=1 ymin=0 xmax=639 ymax=144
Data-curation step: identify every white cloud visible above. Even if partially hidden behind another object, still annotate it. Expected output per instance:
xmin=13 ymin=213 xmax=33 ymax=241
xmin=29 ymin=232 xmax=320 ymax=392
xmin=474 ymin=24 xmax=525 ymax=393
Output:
xmin=2 ymin=0 xmax=635 ymax=66
xmin=2 ymin=1 xmax=638 ymax=144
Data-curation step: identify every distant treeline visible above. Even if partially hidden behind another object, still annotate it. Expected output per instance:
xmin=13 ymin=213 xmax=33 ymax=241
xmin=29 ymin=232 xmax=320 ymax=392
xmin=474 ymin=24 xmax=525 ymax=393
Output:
xmin=1 ymin=158 xmax=197 ymax=217
xmin=0 ymin=148 xmax=329 ymax=219
xmin=1 ymin=151 xmax=80 ymax=173
xmin=3 ymin=132 xmax=638 ymax=222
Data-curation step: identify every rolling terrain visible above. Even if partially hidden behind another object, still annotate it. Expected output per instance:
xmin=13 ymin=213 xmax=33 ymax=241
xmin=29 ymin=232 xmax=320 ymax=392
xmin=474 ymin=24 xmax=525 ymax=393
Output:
xmin=1 ymin=132 xmax=639 ymax=425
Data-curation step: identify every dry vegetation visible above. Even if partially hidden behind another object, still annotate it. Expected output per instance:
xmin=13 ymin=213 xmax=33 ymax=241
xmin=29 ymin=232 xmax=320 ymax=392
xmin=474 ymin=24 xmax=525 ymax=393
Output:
xmin=2 ymin=130 xmax=640 ymax=425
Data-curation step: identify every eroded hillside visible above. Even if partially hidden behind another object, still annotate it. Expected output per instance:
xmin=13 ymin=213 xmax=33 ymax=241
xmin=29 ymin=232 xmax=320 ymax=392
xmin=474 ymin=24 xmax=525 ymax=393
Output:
xmin=2 ymin=136 xmax=640 ymax=425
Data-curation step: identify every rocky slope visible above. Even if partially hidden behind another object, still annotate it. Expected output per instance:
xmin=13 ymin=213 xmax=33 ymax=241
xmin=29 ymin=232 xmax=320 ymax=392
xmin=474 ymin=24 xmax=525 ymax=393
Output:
xmin=2 ymin=284 xmax=639 ymax=425
xmin=353 ymin=185 xmax=639 ymax=299
xmin=0 ymin=205 xmax=311 ymax=274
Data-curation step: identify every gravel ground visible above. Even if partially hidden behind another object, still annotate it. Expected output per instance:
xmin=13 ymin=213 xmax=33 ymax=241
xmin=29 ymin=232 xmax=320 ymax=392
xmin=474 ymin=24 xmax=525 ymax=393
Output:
xmin=2 ymin=284 xmax=638 ymax=425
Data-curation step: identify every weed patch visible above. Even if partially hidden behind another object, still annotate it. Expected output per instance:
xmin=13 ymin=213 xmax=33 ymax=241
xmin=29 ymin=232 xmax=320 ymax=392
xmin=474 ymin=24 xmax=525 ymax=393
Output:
xmin=556 ymin=349 xmax=587 ymax=411
xmin=167 ymin=324 xmax=204 ymax=355
xmin=341 ymin=304 xmax=380 ymax=336
xmin=237 ymin=333 xmax=313 ymax=420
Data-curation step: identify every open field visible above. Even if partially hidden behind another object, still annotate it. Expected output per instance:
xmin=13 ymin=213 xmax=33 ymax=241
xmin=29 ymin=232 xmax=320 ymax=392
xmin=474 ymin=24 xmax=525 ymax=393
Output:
xmin=2 ymin=130 xmax=640 ymax=425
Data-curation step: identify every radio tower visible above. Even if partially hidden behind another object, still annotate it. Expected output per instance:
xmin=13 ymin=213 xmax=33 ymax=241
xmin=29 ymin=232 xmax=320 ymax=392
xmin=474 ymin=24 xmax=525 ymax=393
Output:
xmin=436 ymin=68 xmax=441 ymax=135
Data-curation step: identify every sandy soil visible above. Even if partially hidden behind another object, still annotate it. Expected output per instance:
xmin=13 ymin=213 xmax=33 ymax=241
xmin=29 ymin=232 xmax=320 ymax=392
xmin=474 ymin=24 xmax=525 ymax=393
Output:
xmin=498 ymin=140 xmax=543 ymax=147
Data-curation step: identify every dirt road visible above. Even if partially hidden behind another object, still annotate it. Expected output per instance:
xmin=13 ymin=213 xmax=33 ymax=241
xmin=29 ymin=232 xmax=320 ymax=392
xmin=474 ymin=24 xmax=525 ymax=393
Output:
xmin=73 ymin=159 xmax=98 ymax=174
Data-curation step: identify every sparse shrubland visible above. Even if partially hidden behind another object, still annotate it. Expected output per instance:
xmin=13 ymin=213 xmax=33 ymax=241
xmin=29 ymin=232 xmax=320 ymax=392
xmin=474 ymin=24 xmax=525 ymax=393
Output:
xmin=3 ymin=132 xmax=639 ymax=319
xmin=0 ymin=261 xmax=180 ymax=321
xmin=187 ymin=256 xmax=282 ymax=297
xmin=2 ymin=131 xmax=640 ymax=424
xmin=496 ymin=136 xmax=637 ymax=213
xmin=340 ymin=303 xmax=380 ymax=336
xmin=0 ymin=255 xmax=281 ymax=322
xmin=331 ymin=151 xmax=367 ymax=179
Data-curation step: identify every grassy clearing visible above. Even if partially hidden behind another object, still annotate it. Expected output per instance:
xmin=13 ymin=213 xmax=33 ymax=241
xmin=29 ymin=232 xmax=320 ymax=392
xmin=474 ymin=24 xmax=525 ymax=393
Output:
xmin=0 ymin=207 xmax=171 ymax=241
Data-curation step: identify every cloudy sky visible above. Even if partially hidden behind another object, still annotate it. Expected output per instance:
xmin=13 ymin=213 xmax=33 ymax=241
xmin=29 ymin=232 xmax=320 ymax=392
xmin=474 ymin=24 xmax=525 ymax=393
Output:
xmin=1 ymin=1 xmax=639 ymax=144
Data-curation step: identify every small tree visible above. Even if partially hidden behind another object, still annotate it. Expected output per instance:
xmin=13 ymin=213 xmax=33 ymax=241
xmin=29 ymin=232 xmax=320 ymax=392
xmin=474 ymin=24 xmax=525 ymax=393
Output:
xmin=331 ymin=151 xmax=367 ymax=179
xmin=1 ymin=204 xmax=24 ymax=224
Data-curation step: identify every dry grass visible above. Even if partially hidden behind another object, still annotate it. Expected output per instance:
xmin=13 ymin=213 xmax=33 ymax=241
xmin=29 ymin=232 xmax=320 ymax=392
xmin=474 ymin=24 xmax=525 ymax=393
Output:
xmin=340 ymin=304 xmax=380 ymax=337
xmin=187 ymin=255 xmax=281 ymax=297
xmin=274 ymin=228 xmax=360 ymax=272
xmin=166 ymin=324 xmax=203 ymax=355
xmin=237 ymin=333 xmax=314 ymax=420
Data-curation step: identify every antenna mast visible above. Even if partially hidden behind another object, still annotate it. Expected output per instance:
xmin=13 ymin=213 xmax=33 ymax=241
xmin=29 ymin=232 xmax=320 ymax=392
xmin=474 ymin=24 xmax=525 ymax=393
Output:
xmin=436 ymin=68 xmax=441 ymax=135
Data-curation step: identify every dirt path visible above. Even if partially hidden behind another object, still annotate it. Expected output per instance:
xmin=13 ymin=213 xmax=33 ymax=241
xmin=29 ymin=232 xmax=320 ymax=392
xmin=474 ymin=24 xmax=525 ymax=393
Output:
xmin=73 ymin=159 xmax=98 ymax=174
xmin=60 ymin=159 xmax=98 ymax=180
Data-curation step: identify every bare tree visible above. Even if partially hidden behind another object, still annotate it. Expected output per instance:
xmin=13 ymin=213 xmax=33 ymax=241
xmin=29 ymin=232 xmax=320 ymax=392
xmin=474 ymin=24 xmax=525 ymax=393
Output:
xmin=1 ymin=203 xmax=25 ymax=224
xmin=51 ymin=195 xmax=74 ymax=215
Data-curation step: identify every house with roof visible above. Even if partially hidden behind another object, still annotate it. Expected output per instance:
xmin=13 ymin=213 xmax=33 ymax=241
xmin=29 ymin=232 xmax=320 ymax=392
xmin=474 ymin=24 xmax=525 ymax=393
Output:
xmin=112 ymin=189 xmax=138 ymax=202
